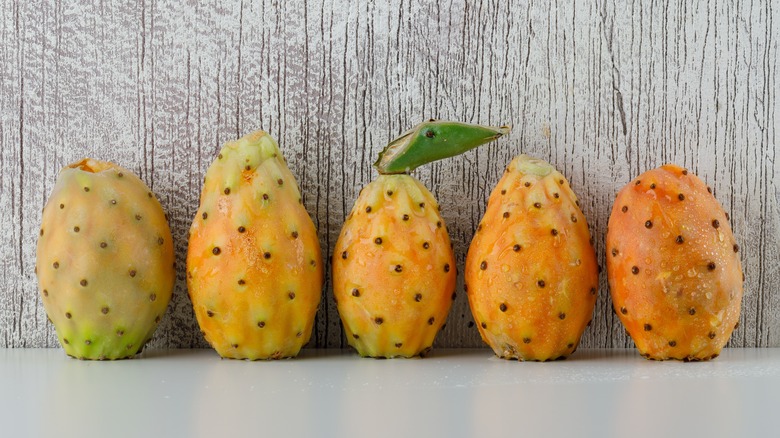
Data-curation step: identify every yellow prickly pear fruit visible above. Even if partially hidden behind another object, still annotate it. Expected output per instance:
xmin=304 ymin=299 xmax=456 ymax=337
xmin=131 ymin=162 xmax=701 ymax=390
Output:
xmin=334 ymin=120 xmax=510 ymax=358
xmin=465 ymin=155 xmax=598 ymax=361
xmin=187 ymin=131 xmax=322 ymax=360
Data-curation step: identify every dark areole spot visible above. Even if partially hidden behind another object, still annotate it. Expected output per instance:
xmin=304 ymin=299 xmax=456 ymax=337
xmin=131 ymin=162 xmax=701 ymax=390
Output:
xmin=500 ymin=303 xmax=507 ymax=312
xmin=632 ymin=266 xmax=639 ymax=275
xmin=213 ymin=247 xmax=221 ymax=255
xmin=480 ymin=261 xmax=487 ymax=270
xmin=644 ymin=324 xmax=652 ymax=331
xmin=622 ymin=205 xmax=628 ymax=213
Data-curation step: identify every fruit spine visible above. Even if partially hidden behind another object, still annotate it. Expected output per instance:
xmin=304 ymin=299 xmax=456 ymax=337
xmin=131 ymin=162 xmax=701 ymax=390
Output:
xmin=334 ymin=120 xmax=509 ymax=358
xmin=465 ymin=155 xmax=598 ymax=361
xmin=36 ymin=159 xmax=175 ymax=360
xmin=187 ymin=131 xmax=322 ymax=360
xmin=606 ymin=164 xmax=743 ymax=361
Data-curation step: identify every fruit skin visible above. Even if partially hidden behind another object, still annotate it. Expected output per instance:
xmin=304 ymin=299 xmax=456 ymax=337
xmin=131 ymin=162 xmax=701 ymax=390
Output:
xmin=187 ymin=131 xmax=322 ymax=360
xmin=465 ymin=155 xmax=598 ymax=361
xmin=36 ymin=159 xmax=174 ymax=360
xmin=333 ymin=175 xmax=456 ymax=358
xmin=607 ymin=164 xmax=743 ymax=361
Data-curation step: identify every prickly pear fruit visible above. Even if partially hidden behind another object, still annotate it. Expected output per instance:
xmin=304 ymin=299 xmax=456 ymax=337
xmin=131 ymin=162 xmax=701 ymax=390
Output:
xmin=187 ymin=131 xmax=322 ymax=360
xmin=334 ymin=120 xmax=510 ymax=358
xmin=465 ymin=155 xmax=598 ymax=361
xmin=333 ymin=175 xmax=456 ymax=357
xmin=36 ymin=159 xmax=174 ymax=360
xmin=607 ymin=164 xmax=743 ymax=361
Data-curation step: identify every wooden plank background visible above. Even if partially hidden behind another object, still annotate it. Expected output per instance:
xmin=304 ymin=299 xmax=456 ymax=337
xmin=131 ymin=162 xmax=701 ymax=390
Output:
xmin=1 ymin=0 xmax=777 ymax=349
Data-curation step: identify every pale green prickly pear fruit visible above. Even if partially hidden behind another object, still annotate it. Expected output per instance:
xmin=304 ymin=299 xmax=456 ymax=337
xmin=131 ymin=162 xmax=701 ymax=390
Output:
xmin=187 ymin=131 xmax=322 ymax=360
xmin=36 ymin=159 xmax=175 ymax=360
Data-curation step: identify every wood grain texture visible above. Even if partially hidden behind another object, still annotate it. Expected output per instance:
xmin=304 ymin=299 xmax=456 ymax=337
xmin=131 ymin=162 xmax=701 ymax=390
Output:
xmin=1 ymin=0 xmax=777 ymax=349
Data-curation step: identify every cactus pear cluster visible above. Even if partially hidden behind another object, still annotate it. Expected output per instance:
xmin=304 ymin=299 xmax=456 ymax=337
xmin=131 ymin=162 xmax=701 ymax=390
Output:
xmin=36 ymin=159 xmax=175 ymax=360
xmin=606 ymin=164 xmax=743 ymax=361
xmin=465 ymin=155 xmax=598 ymax=361
xmin=187 ymin=131 xmax=322 ymax=360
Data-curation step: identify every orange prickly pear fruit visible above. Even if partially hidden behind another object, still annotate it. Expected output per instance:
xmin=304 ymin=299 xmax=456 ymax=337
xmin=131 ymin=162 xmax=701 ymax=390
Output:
xmin=187 ymin=131 xmax=323 ymax=360
xmin=606 ymin=164 xmax=743 ymax=361
xmin=36 ymin=159 xmax=175 ymax=360
xmin=465 ymin=155 xmax=598 ymax=361
xmin=334 ymin=120 xmax=510 ymax=358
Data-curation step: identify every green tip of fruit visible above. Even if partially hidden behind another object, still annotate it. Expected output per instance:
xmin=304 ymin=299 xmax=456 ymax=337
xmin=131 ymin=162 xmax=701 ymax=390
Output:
xmin=373 ymin=120 xmax=511 ymax=174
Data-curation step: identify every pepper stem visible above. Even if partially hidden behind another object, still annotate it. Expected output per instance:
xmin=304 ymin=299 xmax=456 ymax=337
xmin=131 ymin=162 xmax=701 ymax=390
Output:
xmin=373 ymin=120 xmax=511 ymax=174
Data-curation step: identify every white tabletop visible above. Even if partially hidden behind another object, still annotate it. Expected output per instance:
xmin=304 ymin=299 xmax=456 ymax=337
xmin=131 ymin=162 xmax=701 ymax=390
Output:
xmin=1 ymin=348 xmax=778 ymax=438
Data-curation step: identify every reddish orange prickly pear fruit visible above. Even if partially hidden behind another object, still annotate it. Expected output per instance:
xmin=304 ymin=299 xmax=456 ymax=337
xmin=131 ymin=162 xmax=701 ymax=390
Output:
xmin=465 ymin=155 xmax=599 ymax=361
xmin=607 ymin=164 xmax=743 ymax=361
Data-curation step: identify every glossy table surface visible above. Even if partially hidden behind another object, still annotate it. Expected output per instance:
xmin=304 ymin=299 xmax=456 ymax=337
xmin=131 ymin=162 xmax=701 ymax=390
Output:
xmin=2 ymin=348 xmax=779 ymax=438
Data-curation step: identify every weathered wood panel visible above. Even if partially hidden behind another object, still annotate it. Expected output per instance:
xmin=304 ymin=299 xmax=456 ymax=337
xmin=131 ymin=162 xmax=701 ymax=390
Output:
xmin=1 ymin=0 xmax=777 ymax=348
